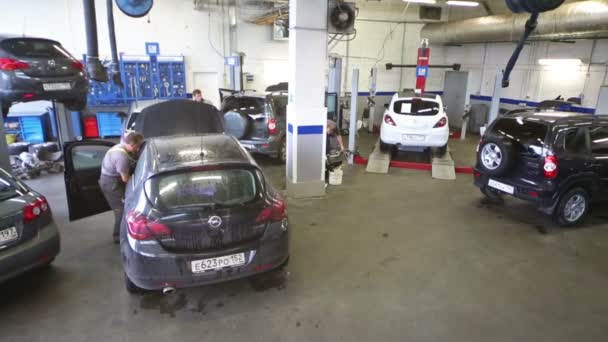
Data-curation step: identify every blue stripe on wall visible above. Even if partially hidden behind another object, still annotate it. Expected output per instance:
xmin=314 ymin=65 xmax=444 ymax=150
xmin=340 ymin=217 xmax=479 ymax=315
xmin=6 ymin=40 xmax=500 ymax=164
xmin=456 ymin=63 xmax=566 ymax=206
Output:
xmin=287 ymin=123 xmax=324 ymax=135
xmin=298 ymin=125 xmax=324 ymax=135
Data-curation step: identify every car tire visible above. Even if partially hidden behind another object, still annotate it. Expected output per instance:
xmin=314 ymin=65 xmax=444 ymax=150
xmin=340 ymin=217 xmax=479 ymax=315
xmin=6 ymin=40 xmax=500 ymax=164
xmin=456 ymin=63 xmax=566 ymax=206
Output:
xmin=379 ymin=140 xmax=391 ymax=153
xmin=477 ymin=138 xmax=514 ymax=176
xmin=554 ymin=187 xmax=590 ymax=227
xmin=480 ymin=185 xmax=504 ymax=204
xmin=8 ymin=143 xmax=32 ymax=156
xmin=125 ymin=273 xmax=146 ymax=295
xmin=63 ymin=97 xmax=87 ymax=111
xmin=277 ymin=137 xmax=287 ymax=164
xmin=436 ymin=143 xmax=448 ymax=157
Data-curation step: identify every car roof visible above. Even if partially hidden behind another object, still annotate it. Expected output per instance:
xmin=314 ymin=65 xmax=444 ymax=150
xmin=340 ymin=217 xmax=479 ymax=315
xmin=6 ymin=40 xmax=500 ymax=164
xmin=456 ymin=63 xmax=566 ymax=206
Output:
xmin=503 ymin=110 xmax=603 ymax=124
xmin=147 ymin=134 xmax=255 ymax=173
xmin=0 ymin=34 xmax=59 ymax=44
xmin=128 ymin=99 xmax=167 ymax=114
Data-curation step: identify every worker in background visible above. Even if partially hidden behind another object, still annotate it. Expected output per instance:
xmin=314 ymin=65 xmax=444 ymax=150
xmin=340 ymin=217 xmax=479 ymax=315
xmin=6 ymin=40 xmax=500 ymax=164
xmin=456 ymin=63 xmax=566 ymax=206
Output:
xmin=326 ymin=119 xmax=345 ymax=154
xmin=192 ymin=89 xmax=216 ymax=107
xmin=99 ymin=131 xmax=144 ymax=244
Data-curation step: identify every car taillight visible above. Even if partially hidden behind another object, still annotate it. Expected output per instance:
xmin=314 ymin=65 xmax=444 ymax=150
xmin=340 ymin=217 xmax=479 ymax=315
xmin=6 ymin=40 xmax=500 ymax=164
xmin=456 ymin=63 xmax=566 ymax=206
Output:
xmin=433 ymin=117 xmax=447 ymax=128
xmin=268 ymin=118 xmax=278 ymax=135
xmin=126 ymin=211 xmax=172 ymax=241
xmin=256 ymin=198 xmax=287 ymax=223
xmin=384 ymin=115 xmax=396 ymax=126
xmin=0 ymin=58 xmax=29 ymax=71
xmin=544 ymin=155 xmax=558 ymax=179
xmin=71 ymin=61 xmax=84 ymax=72
xmin=24 ymin=197 xmax=49 ymax=223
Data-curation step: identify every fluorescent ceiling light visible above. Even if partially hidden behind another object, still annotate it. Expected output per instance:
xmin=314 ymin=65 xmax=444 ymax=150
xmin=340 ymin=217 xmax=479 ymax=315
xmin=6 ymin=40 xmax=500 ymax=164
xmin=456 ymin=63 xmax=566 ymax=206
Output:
xmin=404 ymin=0 xmax=437 ymax=4
xmin=538 ymin=58 xmax=583 ymax=66
xmin=447 ymin=1 xmax=479 ymax=6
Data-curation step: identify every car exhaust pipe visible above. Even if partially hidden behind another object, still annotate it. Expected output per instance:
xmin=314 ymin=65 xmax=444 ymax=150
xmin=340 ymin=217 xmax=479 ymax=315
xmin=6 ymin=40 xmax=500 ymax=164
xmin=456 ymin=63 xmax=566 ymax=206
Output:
xmin=162 ymin=287 xmax=176 ymax=295
xmin=83 ymin=0 xmax=108 ymax=82
xmin=106 ymin=0 xmax=122 ymax=87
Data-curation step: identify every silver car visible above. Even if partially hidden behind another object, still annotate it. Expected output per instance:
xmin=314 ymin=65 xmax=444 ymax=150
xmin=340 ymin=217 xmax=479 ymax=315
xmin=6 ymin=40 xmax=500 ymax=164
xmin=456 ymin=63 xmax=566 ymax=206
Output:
xmin=0 ymin=168 xmax=60 ymax=283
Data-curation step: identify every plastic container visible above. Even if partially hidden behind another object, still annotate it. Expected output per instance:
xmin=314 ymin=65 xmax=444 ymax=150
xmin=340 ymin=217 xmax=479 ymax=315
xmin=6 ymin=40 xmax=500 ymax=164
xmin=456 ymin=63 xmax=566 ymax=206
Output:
xmin=83 ymin=116 xmax=99 ymax=138
xmin=328 ymin=168 xmax=343 ymax=185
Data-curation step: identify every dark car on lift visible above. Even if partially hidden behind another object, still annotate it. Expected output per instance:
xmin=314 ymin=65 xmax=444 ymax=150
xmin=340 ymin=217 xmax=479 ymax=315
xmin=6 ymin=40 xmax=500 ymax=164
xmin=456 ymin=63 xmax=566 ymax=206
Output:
xmin=474 ymin=108 xmax=608 ymax=227
xmin=220 ymin=83 xmax=288 ymax=163
xmin=0 ymin=35 xmax=88 ymax=116
xmin=62 ymin=101 xmax=288 ymax=293
xmin=0 ymin=168 xmax=60 ymax=283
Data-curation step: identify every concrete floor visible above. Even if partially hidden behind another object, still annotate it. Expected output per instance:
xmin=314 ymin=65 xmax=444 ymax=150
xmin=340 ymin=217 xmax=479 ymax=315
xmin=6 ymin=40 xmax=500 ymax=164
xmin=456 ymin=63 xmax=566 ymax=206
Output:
xmin=2 ymin=155 xmax=608 ymax=341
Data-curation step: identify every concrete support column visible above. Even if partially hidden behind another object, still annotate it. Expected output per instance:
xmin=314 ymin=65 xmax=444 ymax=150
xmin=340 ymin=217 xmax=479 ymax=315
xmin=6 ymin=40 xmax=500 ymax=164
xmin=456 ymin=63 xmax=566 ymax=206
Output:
xmin=286 ymin=0 xmax=328 ymax=198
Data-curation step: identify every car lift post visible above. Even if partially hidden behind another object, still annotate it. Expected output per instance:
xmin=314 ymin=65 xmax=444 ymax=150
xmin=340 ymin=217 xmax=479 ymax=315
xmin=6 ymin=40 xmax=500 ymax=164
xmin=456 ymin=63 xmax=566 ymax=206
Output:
xmin=348 ymin=69 xmax=359 ymax=165
xmin=0 ymin=115 xmax=11 ymax=171
xmin=225 ymin=53 xmax=244 ymax=92
xmin=328 ymin=55 xmax=342 ymax=126
xmin=367 ymin=67 xmax=377 ymax=133
xmin=415 ymin=38 xmax=430 ymax=93
xmin=488 ymin=71 xmax=503 ymax=123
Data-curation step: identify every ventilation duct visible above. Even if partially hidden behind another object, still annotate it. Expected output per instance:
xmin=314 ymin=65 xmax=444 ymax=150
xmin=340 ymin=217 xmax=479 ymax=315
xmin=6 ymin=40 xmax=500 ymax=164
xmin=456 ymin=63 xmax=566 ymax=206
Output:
xmin=421 ymin=0 xmax=608 ymax=44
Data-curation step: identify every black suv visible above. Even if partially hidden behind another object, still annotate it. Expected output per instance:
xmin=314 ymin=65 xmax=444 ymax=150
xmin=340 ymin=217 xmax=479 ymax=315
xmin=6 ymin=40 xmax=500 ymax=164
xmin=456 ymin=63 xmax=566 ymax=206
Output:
xmin=220 ymin=85 xmax=287 ymax=163
xmin=474 ymin=110 xmax=608 ymax=227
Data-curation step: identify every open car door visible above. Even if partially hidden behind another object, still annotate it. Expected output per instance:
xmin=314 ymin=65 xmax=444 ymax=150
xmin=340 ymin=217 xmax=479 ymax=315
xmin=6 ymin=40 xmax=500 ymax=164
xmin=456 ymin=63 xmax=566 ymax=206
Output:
xmin=64 ymin=140 xmax=115 ymax=221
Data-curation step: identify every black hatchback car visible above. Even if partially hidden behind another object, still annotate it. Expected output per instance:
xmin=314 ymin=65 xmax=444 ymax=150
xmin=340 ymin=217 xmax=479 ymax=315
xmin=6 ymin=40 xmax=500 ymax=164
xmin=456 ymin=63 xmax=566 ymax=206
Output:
xmin=62 ymin=101 xmax=287 ymax=293
xmin=0 ymin=35 xmax=88 ymax=116
xmin=474 ymin=110 xmax=608 ymax=227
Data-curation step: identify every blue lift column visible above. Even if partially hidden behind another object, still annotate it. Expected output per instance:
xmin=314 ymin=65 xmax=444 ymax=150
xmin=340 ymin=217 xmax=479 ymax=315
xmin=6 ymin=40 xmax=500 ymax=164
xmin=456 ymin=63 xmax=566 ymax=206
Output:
xmin=286 ymin=0 xmax=328 ymax=198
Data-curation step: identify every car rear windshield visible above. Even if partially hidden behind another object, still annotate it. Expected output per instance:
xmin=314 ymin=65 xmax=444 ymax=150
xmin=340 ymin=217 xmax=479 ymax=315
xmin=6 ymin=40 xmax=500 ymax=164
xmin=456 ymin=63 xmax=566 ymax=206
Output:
xmin=221 ymin=97 xmax=267 ymax=115
xmin=0 ymin=172 xmax=21 ymax=201
xmin=393 ymin=99 xmax=440 ymax=116
xmin=1 ymin=38 xmax=72 ymax=59
xmin=146 ymin=169 xmax=259 ymax=210
xmin=490 ymin=117 xmax=549 ymax=154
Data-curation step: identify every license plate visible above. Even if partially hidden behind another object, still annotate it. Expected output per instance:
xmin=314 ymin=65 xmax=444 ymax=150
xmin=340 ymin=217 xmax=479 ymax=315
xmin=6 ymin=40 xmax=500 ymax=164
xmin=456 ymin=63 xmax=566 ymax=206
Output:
xmin=0 ymin=227 xmax=18 ymax=244
xmin=191 ymin=252 xmax=246 ymax=273
xmin=488 ymin=179 xmax=515 ymax=195
xmin=43 ymin=83 xmax=71 ymax=91
xmin=402 ymin=134 xmax=425 ymax=142
xmin=241 ymin=144 xmax=254 ymax=150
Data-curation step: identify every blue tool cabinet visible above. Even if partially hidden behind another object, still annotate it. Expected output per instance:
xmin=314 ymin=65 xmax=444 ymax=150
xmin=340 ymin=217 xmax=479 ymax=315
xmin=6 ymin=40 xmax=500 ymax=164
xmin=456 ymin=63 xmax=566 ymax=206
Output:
xmin=84 ymin=55 xmax=187 ymax=106
xmin=96 ymin=112 xmax=123 ymax=138
xmin=4 ymin=113 xmax=48 ymax=143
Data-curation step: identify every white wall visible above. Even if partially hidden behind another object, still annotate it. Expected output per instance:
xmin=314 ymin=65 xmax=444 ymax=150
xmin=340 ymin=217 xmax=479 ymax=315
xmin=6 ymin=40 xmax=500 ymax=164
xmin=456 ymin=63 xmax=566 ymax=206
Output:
xmin=432 ymin=39 xmax=608 ymax=108
xmin=1 ymin=0 xmax=605 ymax=108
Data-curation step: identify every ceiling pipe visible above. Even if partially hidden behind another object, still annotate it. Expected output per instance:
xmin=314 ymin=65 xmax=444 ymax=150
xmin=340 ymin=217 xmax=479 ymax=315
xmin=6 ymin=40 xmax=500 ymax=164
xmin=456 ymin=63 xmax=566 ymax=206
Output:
xmin=83 ymin=0 xmax=108 ymax=82
xmin=421 ymin=0 xmax=608 ymax=44
xmin=106 ymin=0 xmax=123 ymax=87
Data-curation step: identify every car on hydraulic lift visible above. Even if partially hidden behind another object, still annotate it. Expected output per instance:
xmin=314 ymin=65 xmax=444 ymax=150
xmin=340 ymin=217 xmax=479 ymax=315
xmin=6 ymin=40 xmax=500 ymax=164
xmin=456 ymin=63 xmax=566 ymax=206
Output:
xmin=0 ymin=35 xmax=88 ymax=116
xmin=474 ymin=108 xmax=608 ymax=227
xmin=379 ymin=92 xmax=449 ymax=155
xmin=220 ymin=84 xmax=288 ymax=163
xmin=62 ymin=100 xmax=288 ymax=293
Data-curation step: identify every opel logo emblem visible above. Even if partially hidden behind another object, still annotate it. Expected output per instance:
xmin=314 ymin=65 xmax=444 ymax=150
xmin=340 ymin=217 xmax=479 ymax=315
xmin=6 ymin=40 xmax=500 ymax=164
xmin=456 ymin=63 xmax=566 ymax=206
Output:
xmin=48 ymin=59 xmax=56 ymax=68
xmin=208 ymin=216 xmax=222 ymax=228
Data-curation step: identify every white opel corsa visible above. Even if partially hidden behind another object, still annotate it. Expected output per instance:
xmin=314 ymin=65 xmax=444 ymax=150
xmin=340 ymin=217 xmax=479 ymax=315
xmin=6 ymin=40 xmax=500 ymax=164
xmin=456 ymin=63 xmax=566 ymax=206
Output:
xmin=380 ymin=92 xmax=449 ymax=155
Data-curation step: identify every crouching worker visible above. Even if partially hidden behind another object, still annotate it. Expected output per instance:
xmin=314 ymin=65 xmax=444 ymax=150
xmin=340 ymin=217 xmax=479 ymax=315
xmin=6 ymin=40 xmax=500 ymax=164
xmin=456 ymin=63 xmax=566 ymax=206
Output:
xmin=99 ymin=131 xmax=144 ymax=243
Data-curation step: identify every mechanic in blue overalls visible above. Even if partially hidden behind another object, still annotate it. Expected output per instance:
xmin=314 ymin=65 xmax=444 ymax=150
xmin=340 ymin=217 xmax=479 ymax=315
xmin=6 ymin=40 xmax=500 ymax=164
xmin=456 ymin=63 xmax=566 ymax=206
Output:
xmin=99 ymin=131 xmax=144 ymax=243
